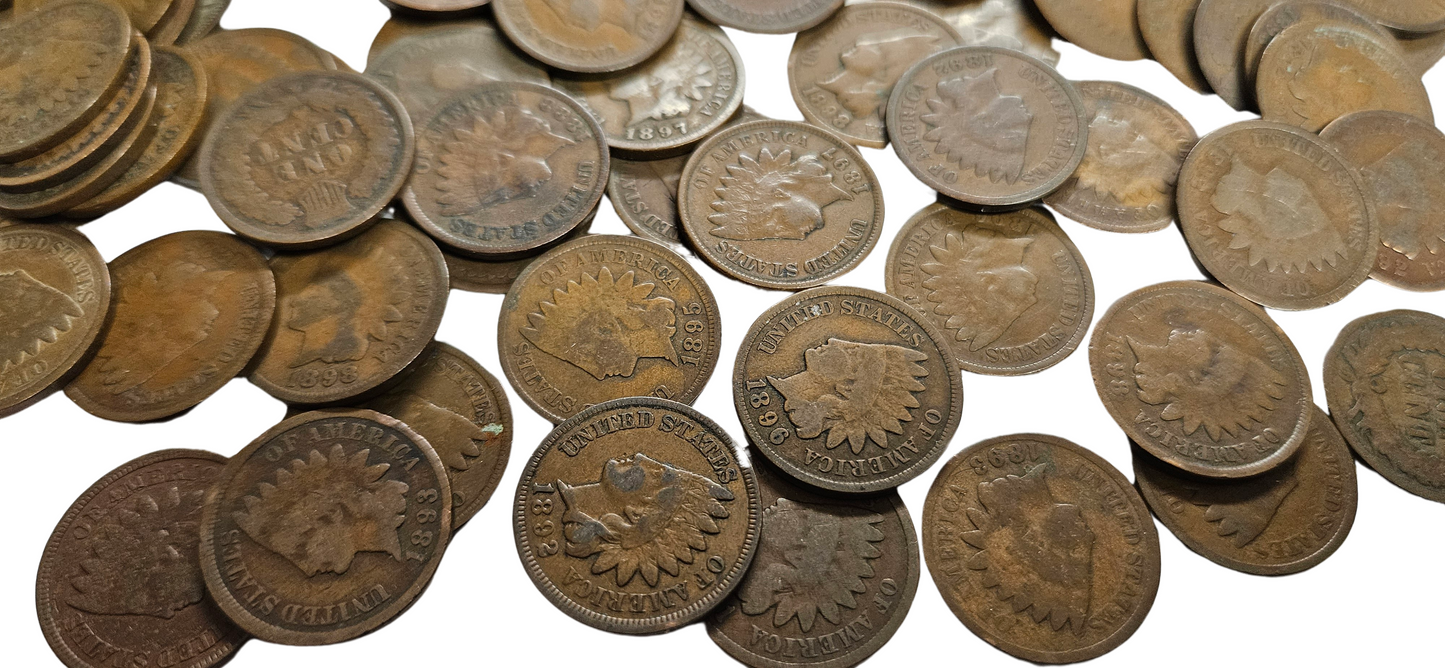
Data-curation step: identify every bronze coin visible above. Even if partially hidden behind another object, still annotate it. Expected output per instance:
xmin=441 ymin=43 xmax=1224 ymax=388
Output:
xmin=36 ymin=449 xmax=247 ymax=668
xmin=885 ymin=203 xmax=1093 ymax=376
xmin=492 ymin=0 xmax=685 ymax=73
xmin=688 ymin=0 xmax=842 ymax=34
xmin=368 ymin=14 xmax=494 ymax=63
xmin=147 ymin=0 xmax=195 ymax=46
xmin=444 ymin=203 xmax=596 ymax=293
xmin=1338 ymin=0 xmax=1445 ymax=33
xmin=1176 ymin=120 xmax=1379 ymax=310
xmin=1033 ymin=0 xmax=1149 ymax=61
xmin=175 ymin=0 xmax=228 ymax=45
xmin=18 ymin=0 xmax=175 ymax=33
xmin=64 ymin=231 xmax=275 ymax=422
xmin=1193 ymin=0 xmax=1276 ymax=110
xmin=249 ymin=219 xmax=448 ymax=405
xmin=1134 ymin=405 xmax=1358 ymax=575
xmin=788 ymin=2 xmax=962 ymax=149
xmin=734 ymin=286 xmax=963 ymax=493
xmin=1324 ymin=309 xmax=1445 ymax=503
xmin=198 ymin=409 xmax=452 ymax=645
xmin=888 ymin=46 xmax=1088 ymax=208
xmin=923 ymin=433 xmax=1161 ymax=664
xmin=386 ymin=0 xmax=491 ymax=11
xmin=609 ymin=154 xmax=688 ymax=246
xmin=911 ymin=0 xmax=1062 ymax=66
xmin=403 ymin=81 xmax=609 ymax=257
xmin=1089 ymin=280 xmax=1313 ymax=479
xmin=1137 ymin=0 xmax=1212 ymax=93
xmin=705 ymin=452 xmax=919 ymax=668
xmin=1396 ymin=26 xmax=1445 ymax=74
xmin=512 ymin=396 xmax=760 ymax=634
xmin=679 ymin=120 xmax=884 ymax=290
xmin=1243 ymin=1 xmax=1389 ymax=87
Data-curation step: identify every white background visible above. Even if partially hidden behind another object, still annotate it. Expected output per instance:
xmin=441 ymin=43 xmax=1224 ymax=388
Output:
xmin=7 ymin=1 xmax=1445 ymax=666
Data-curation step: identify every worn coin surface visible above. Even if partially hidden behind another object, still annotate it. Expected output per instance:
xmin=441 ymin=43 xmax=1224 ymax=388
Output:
xmin=706 ymin=453 xmax=918 ymax=668
xmin=1396 ymin=25 xmax=1445 ymax=74
xmin=147 ymin=0 xmax=195 ymax=46
xmin=1045 ymin=81 xmax=1196 ymax=233
xmin=1177 ymin=121 xmax=1379 ymax=310
xmin=1325 ymin=309 xmax=1445 ymax=504
xmin=368 ymin=14 xmax=492 ymax=62
xmin=249 ymin=220 xmax=448 ymax=405
xmin=923 ymin=434 xmax=1160 ymax=664
xmin=199 ymin=409 xmax=451 ymax=645
xmin=688 ymin=0 xmax=841 ymax=34
xmin=909 ymin=0 xmax=1060 ymax=66
xmin=886 ymin=204 xmax=1093 ymax=376
xmin=18 ymin=0 xmax=174 ymax=33
xmin=1089 ymin=281 xmax=1313 ymax=478
xmin=37 ymin=449 xmax=247 ymax=668
xmin=386 ymin=0 xmax=491 ymax=11
xmin=1338 ymin=0 xmax=1445 ymax=33
xmin=1033 ymin=0 xmax=1148 ymax=61
xmin=1244 ymin=1 xmax=1388 ymax=86
xmin=492 ymin=0 xmax=685 ymax=73
xmin=444 ymin=204 xmax=595 ymax=293
xmin=1193 ymin=0 xmax=1276 ymax=110
xmin=734 ymin=286 xmax=963 ymax=493
xmin=176 ymin=0 xmax=228 ymax=45
xmin=1137 ymin=0 xmax=1211 ymax=93
xmin=1135 ymin=405 xmax=1358 ymax=575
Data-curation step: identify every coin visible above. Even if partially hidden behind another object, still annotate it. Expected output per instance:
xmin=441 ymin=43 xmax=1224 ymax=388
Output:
xmin=885 ymin=203 xmax=1093 ymax=376
xmin=1176 ymin=120 xmax=1379 ymax=310
xmin=36 ymin=449 xmax=247 ymax=668
xmin=1137 ymin=0 xmax=1211 ymax=93
xmin=1324 ymin=309 xmax=1445 ymax=504
xmin=705 ymin=453 xmax=918 ymax=668
xmin=1193 ymin=0 xmax=1276 ymax=110
xmin=889 ymin=46 xmax=1087 ymax=208
xmin=249 ymin=219 xmax=448 ymax=405
xmin=688 ymin=0 xmax=843 ymax=34
xmin=1089 ymin=280 xmax=1313 ymax=478
xmin=1338 ymin=0 xmax=1445 ymax=33
xmin=734 ymin=286 xmax=963 ymax=493
xmin=923 ymin=433 xmax=1160 ymax=664
xmin=368 ymin=14 xmax=493 ymax=62
xmin=1396 ymin=26 xmax=1445 ymax=74
xmin=679 ymin=120 xmax=884 ymax=289
xmin=147 ymin=0 xmax=194 ymax=46
xmin=910 ymin=0 xmax=1061 ymax=66
xmin=175 ymin=0 xmax=228 ymax=45
xmin=386 ymin=0 xmax=491 ymax=11
xmin=492 ymin=0 xmax=685 ymax=73
xmin=199 ymin=409 xmax=451 ymax=645
xmin=789 ymin=2 xmax=961 ymax=149
xmin=1044 ymin=81 xmax=1196 ymax=233
xmin=512 ymin=397 xmax=759 ymax=634
xmin=444 ymin=203 xmax=596 ymax=293
xmin=1033 ymin=0 xmax=1149 ymax=61
xmin=18 ymin=0 xmax=175 ymax=33
xmin=1244 ymin=1 xmax=1388 ymax=86
xmin=403 ymin=81 xmax=608 ymax=257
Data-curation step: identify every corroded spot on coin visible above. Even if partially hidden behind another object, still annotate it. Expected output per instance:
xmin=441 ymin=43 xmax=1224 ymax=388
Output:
xmin=688 ymin=0 xmax=842 ymax=34
xmin=1033 ymin=0 xmax=1149 ymax=61
xmin=492 ymin=0 xmax=685 ymax=73
xmin=923 ymin=434 xmax=1160 ymax=664
xmin=886 ymin=204 xmax=1093 ymax=376
xmin=199 ymin=410 xmax=451 ymax=645
xmin=1137 ymin=0 xmax=1211 ymax=93
xmin=1325 ymin=309 xmax=1445 ymax=504
xmin=1089 ymin=281 xmax=1313 ymax=479
xmin=1337 ymin=0 xmax=1445 ymax=33
xmin=1193 ymin=0 xmax=1276 ymax=110
xmin=37 ymin=449 xmax=247 ymax=668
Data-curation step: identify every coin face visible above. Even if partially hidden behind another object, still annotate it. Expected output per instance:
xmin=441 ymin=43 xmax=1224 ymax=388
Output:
xmin=492 ymin=0 xmax=685 ymax=73
xmin=1176 ymin=121 xmax=1379 ymax=310
xmin=1033 ymin=0 xmax=1149 ymax=61
xmin=913 ymin=0 xmax=1062 ymax=66
xmin=705 ymin=454 xmax=918 ymax=668
xmin=403 ymin=81 xmax=608 ymax=257
xmin=513 ymin=397 xmax=759 ymax=634
xmin=37 ymin=449 xmax=247 ymax=668
xmin=1243 ymin=1 xmax=1387 ymax=86
xmin=609 ymin=154 xmax=688 ymax=245
xmin=368 ymin=14 xmax=494 ymax=62
xmin=1193 ymin=0 xmax=1276 ymax=110
xmin=788 ymin=2 xmax=961 ymax=149
xmin=1089 ymin=281 xmax=1313 ymax=478
xmin=889 ymin=46 xmax=1087 ymax=208
xmin=499 ymin=234 xmax=720 ymax=423
xmin=690 ymin=0 xmax=843 ymax=34
xmin=679 ymin=120 xmax=884 ymax=289
xmin=734 ymin=286 xmax=963 ymax=493
xmin=886 ymin=204 xmax=1093 ymax=376
xmin=923 ymin=434 xmax=1160 ymax=664
xmin=19 ymin=0 xmax=175 ymax=33
xmin=1137 ymin=0 xmax=1211 ymax=93
xmin=1325 ymin=310 xmax=1445 ymax=504
xmin=176 ymin=0 xmax=229 ymax=45
xmin=199 ymin=409 xmax=452 ymax=645
xmin=249 ymin=220 xmax=448 ymax=405
xmin=1338 ymin=0 xmax=1445 ymax=33
xmin=443 ymin=205 xmax=595 ymax=293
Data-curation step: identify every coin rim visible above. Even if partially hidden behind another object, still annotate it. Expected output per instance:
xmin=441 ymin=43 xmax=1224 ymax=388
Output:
xmin=687 ymin=0 xmax=843 ymax=34
xmin=492 ymin=0 xmax=685 ymax=73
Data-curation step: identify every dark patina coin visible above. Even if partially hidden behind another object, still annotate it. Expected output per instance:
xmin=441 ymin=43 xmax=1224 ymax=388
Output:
xmin=443 ymin=204 xmax=596 ymax=294
xmin=492 ymin=0 xmax=684 ymax=73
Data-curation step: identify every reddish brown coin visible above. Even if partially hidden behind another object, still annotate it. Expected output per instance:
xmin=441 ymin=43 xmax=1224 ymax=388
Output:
xmin=492 ymin=0 xmax=684 ymax=73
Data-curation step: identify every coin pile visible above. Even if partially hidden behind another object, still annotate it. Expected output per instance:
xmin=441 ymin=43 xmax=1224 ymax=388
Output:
xmin=11 ymin=0 xmax=1445 ymax=666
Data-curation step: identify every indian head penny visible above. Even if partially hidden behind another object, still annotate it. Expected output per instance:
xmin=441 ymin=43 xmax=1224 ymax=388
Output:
xmin=442 ymin=204 xmax=596 ymax=293
xmin=1137 ymin=0 xmax=1211 ymax=94
xmin=1243 ymin=1 xmax=1389 ymax=86
xmin=1338 ymin=0 xmax=1445 ymax=33
xmin=492 ymin=0 xmax=685 ymax=73
xmin=1193 ymin=0 xmax=1276 ymax=110
xmin=1033 ymin=0 xmax=1149 ymax=61
xmin=687 ymin=0 xmax=842 ymax=34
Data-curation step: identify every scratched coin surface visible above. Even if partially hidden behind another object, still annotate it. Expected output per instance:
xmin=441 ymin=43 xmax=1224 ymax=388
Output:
xmin=885 ymin=204 xmax=1093 ymax=376
xmin=734 ymin=286 xmax=963 ymax=493
xmin=37 ymin=449 xmax=247 ymax=668
xmin=1033 ymin=0 xmax=1148 ymax=61
xmin=1177 ymin=121 xmax=1379 ymax=310
xmin=908 ymin=0 xmax=1060 ymax=66
xmin=687 ymin=0 xmax=841 ymax=34
xmin=199 ymin=409 xmax=451 ymax=645
xmin=1338 ymin=0 xmax=1445 ymax=33
xmin=1243 ymin=1 xmax=1388 ymax=86
xmin=1089 ymin=281 xmax=1313 ymax=479
xmin=1137 ymin=0 xmax=1211 ymax=93
xmin=923 ymin=434 xmax=1161 ymax=664
xmin=492 ymin=0 xmax=685 ymax=73
xmin=1325 ymin=309 xmax=1445 ymax=504
xmin=705 ymin=453 xmax=918 ymax=668
xmin=513 ymin=397 xmax=758 ymax=634
xmin=1193 ymin=0 xmax=1276 ymax=110
xmin=444 ymin=204 xmax=596 ymax=293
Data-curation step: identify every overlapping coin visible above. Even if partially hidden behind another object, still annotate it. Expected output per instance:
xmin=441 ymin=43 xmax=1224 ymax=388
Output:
xmin=492 ymin=0 xmax=685 ymax=73
xmin=1137 ymin=0 xmax=1212 ymax=93
xmin=1033 ymin=0 xmax=1148 ymax=61
xmin=688 ymin=0 xmax=842 ymax=34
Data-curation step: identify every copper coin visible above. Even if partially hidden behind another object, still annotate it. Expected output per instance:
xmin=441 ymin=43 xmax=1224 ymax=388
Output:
xmin=705 ymin=453 xmax=919 ymax=668
xmin=1089 ymin=280 xmax=1313 ymax=479
xmin=1338 ymin=0 xmax=1445 ymax=33
xmin=734 ymin=286 xmax=963 ymax=493
xmin=512 ymin=397 xmax=759 ymax=634
xmin=36 ymin=449 xmax=247 ymax=668
xmin=911 ymin=0 xmax=1062 ymax=66
xmin=64 ymin=231 xmax=274 ymax=422
xmin=403 ymin=81 xmax=608 ymax=257
xmin=923 ymin=434 xmax=1160 ymax=664
xmin=444 ymin=203 xmax=596 ymax=293
xmin=689 ymin=0 xmax=842 ymax=34
xmin=492 ymin=0 xmax=684 ymax=73
xmin=1243 ymin=1 xmax=1389 ymax=86
xmin=198 ymin=409 xmax=452 ymax=645
xmin=1193 ymin=0 xmax=1276 ymax=110
xmin=249 ymin=219 xmax=448 ymax=405
xmin=679 ymin=120 xmax=884 ymax=290
xmin=885 ymin=203 xmax=1093 ymax=376
xmin=788 ymin=2 xmax=961 ymax=149
xmin=1324 ymin=309 xmax=1445 ymax=503
xmin=368 ymin=13 xmax=494 ymax=62
xmin=1033 ymin=0 xmax=1149 ymax=61
xmin=1396 ymin=26 xmax=1445 ymax=74
xmin=175 ymin=0 xmax=228 ymax=45
xmin=1137 ymin=0 xmax=1211 ymax=93
xmin=148 ymin=0 xmax=195 ymax=46
xmin=18 ymin=0 xmax=175 ymax=33
xmin=386 ymin=0 xmax=491 ymax=11
xmin=1176 ymin=120 xmax=1379 ymax=310
xmin=1135 ymin=405 xmax=1358 ymax=575
xmin=888 ymin=46 xmax=1088 ymax=208
xmin=1045 ymin=81 xmax=1197 ymax=234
